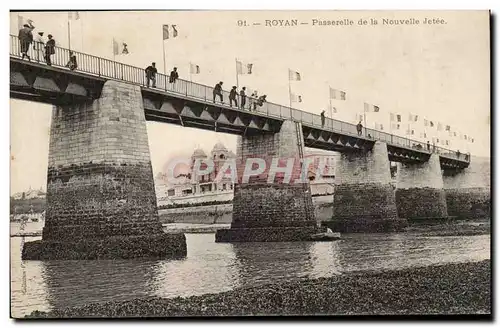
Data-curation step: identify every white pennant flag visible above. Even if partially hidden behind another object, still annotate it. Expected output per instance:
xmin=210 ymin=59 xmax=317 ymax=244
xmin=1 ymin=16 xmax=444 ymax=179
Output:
xmin=190 ymin=63 xmax=200 ymax=74
xmin=236 ymin=60 xmax=253 ymax=75
xmin=290 ymin=93 xmax=302 ymax=103
xmin=288 ymin=69 xmax=301 ymax=81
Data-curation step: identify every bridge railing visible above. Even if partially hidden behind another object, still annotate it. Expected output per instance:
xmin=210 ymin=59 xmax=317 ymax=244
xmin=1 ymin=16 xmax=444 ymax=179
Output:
xmin=10 ymin=34 xmax=470 ymax=163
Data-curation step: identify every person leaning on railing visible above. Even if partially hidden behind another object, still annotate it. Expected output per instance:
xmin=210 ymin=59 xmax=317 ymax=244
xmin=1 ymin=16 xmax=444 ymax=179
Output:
xmin=66 ymin=51 xmax=78 ymax=71
xmin=145 ymin=62 xmax=157 ymax=88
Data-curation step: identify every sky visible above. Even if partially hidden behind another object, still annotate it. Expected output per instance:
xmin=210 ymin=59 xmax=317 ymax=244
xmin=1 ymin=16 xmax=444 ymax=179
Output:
xmin=9 ymin=10 xmax=491 ymax=194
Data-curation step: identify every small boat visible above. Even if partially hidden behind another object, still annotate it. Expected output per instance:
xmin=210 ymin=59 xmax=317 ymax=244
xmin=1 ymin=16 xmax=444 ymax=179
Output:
xmin=310 ymin=231 xmax=341 ymax=241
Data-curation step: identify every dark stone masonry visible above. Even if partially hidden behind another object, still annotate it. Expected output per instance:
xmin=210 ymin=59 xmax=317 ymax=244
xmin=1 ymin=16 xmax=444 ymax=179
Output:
xmin=331 ymin=142 xmax=406 ymax=232
xmin=216 ymin=120 xmax=324 ymax=242
xmin=395 ymin=155 xmax=449 ymax=220
xmin=22 ymin=80 xmax=186 ymax=260
xmin=443 ymin=157 xmax=491 ymax=220
xmin=395 ymin=188 xmax=448 ymax=219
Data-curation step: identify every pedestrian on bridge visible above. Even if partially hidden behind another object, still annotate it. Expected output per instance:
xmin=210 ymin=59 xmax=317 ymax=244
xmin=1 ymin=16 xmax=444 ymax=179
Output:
xmin=229 ymin=86 xmax=238 ymax=107
xmin=169 ymin=67 xmax=179 ymax=83
xmin=356 ymin=121 xmax=363 ymax=136
xmin=254 ymin=95 xmax=267 ymax=110
xmin=44 ymin=34 xmax=55 ymax=66
xmin=249 ymin=91 xmax=258 ymax=110
xmin=213 ymin=81 xmax=223 ymax=103
xmin=18 ymin=24 xmax=34 ymax=61
xmin=34 ymin=31 xmax=45 ymax=62
xmin=240 ymin=87 xmax=247 ymax=109
xmin=145 ymin=62 xmax=157 ymax=88
xmin=427 ymin=141 xmax=431 ymax=152
xmin=66 ymin=51 xmax=78 ymax=71
xmin=321 ymin=110 xmax=326 ymax=127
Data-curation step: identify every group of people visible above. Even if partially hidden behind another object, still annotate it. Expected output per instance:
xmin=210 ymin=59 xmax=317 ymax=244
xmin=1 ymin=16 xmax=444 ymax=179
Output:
xmin=144 ymin=63 xmax=179 ymax=88
xmin=213 ymin=82 xmax=267 ymax=110
xmin=18 ymin=23 xmax=77 ymax=70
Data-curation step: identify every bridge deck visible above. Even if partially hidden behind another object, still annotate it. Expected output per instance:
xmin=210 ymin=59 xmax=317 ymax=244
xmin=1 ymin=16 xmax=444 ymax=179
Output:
xmin=9 ymin=34 xmax=470 ymax=169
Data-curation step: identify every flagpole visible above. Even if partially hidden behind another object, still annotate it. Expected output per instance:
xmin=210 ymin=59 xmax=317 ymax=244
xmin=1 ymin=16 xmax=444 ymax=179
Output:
xmin=189 ymin=62 xmax=192 ymax=82
xmin=288 ymin=69 xmax=292 ymax=108
xmin=67 ymin=19 xmax=71 ymax=50
xmin=329 ymin=98 xmax=333 ymax=129
xmin=162 ymin=39 xmax=167 ymax=75
xmin=235 ymin=58 xmax=239 ymax=89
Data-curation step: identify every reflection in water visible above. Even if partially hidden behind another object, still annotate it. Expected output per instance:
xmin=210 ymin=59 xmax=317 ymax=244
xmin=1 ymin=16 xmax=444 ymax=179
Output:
xmin=231 ymin=242 xmax=313 ymax=288
xmin=10 ymin=232 xmax=490 ymax=318
xmin=152 ymin=234 xmax=240 ymax=298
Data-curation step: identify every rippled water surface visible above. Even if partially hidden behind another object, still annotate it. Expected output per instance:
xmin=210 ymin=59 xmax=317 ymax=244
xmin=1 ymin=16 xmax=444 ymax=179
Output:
xmin=10 ymin=222 xmax=490 ymax=318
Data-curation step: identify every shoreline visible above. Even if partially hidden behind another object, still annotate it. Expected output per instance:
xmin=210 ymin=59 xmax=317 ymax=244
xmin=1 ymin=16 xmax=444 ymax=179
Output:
xmin=25 ymin=260 xmax=490 ymax=318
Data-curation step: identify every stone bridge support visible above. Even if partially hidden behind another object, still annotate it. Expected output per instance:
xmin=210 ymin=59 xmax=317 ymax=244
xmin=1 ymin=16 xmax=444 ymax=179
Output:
xmin=22 ymin=80 xmax=186 ymax=260
xmin=443 ymin=156 xmax=491 ymax=219
xmin=395 ymin=154 xmax=448 ymax=221
xmin=328 ymin=141 xmax=406 ymax=232
xmin=215 ymin=120 xmax=324 ymax=242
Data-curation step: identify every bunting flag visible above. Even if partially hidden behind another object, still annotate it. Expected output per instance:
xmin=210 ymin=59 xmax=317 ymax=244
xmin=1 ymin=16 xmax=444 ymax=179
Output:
xmin=190 ymin=63 xmax=200 ymax=74
xmin=391 ymin=123 xmax=401 ymax=130
xmin=290 ymin=94 xmax=302 ymax=103
xmin=357 ymin=114 xmax=364 ymax=121
xmin=430 ymin=121 xmax=434 ymax=127
xmin=163 ymin=24 xmax=178 ymax=40
xmin=374 ymin=123 xmax=384 ymax=131
xmin=437 ymin=122 xmax=443 ymax=131
xmin=364 ymin=103 xmax=380 ymax=112
xmin=113 ymin=38 xmax=129 ymax=55
xmin=236 ymin=61 xmax=253 ymax=74
xmin=390 ymin=113 xmax=395 ymax=122
xmin=445 ymin=125 xmax=451 ymax=131
xmin=68 ymin=12 xmax=80 ymax=20
xmin=424 ymin=119 xmax=429 ymax=127
xmin=288 ymin=70 xmax=301 ymax=81
xmin=408 ymin=114 xmax=419 ymax=122
xmin=329 ymin=87 xmax=346 ymax=100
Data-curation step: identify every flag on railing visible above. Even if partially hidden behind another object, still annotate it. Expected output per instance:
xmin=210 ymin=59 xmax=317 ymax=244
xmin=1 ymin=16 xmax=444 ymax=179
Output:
xmin=113 ymin=38 xmax=129 ymax=55
xmin=289 ymin=69 xmax=301 ymax=81
xmin=364 ymin=103 xmax=380 ymax=112
xmin=329 ymin=87 xmax=346 ymax=100
xmin=290 ymin=93 xmax=302 ymax=103
xmin=68 ymin=12 xmax=80 ymax=20
xmin=163 ymin=24 xmax=178 ymax=40
xmin=236 ymin=61 xmax=253 ymax=74
xmin=190 ymin=63 xmax=201 ymax=74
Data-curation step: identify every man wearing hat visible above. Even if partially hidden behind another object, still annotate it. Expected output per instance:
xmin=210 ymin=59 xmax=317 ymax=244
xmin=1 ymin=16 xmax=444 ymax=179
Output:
xmin=169 ymin=67 xmax=179 ymax=83
xmin=45 ymin=34 xmax=56 ymax=66
xmin=229 ymin=86 xmax=238 ymax=108
xmin=18 ymin=24 xmax=34 ymax=61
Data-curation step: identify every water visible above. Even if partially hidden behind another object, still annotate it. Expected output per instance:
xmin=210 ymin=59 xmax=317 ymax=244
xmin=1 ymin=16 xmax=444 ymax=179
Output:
xmin=10 ymin=223 xmax=490 ymax=318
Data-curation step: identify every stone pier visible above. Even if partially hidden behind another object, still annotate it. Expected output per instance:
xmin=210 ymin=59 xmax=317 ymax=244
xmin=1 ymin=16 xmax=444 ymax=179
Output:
xmin=443 ymin=156 xmax=491 ymax=219
xmin=328 ymin=141 xmax=406 ymax=232
xmin=395 ymin=154 xmax=448 ymax=221
xmin=22 ymin=80 xmax=186 ymax=260
xmin=215 ymin=120 xmax=325 ymax=242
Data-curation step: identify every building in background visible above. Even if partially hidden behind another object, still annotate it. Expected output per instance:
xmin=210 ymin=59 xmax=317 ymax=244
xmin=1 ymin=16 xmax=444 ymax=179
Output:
xmin=155 ymin=143 xmax=337 ymax=206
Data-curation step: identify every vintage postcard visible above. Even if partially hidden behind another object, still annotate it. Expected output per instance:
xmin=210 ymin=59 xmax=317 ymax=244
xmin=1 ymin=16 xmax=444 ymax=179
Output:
xmin=10 ymin=10 xmax=490 ymax=318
